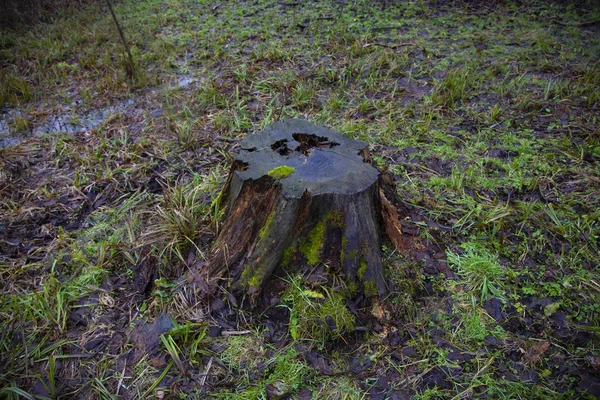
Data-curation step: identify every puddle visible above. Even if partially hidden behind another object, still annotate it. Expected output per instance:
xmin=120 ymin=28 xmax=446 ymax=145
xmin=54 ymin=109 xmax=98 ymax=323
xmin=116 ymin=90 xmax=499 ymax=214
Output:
xmin=0 ymin=111 xmax=23 ymax=148
xmin=0 ymin=99 xmax=134 ymax=149
xmin=32 ymin=99 xmax=134 ymax=136
xmin=174 ymin=76 xmax=197 ymax=89
xmin=150 ymin=74 xmax=200 ymax=94
xmin=0 ymin=73 xmax=198 ymax=149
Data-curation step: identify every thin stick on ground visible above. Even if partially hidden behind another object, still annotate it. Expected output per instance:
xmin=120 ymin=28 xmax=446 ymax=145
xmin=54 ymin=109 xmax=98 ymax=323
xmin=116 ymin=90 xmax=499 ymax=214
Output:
xmin=106 ymin=0 xmax=135 ymax=79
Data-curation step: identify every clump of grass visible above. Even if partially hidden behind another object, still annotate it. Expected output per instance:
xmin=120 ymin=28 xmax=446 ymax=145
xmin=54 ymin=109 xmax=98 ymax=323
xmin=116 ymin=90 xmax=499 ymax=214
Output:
xmin=0 ymin=74 xmax=33 ymax=106
xmin=312 ymin=376 xmax=362 ymax=399
xmin=142 ymin=174 xmax=216 ymax=268
xmin=431 ymin=65 xmax=480 ymax=110
xmin=265 ymin=348 xmax=311 ymax=395
xmin=216 ymin=343 xmax=311 ymax=399
xmin=282 ymin=276 xmax=355 ymax=347
xmin=219 ymin=335 xmax=266 ymax=371
xmin=454 ymin=307 xmax=506 ymax=346
xmin=447 ymin=243 xmax=505 ymax=304
xmin=385 ymin=250 xmax=423 ymax=320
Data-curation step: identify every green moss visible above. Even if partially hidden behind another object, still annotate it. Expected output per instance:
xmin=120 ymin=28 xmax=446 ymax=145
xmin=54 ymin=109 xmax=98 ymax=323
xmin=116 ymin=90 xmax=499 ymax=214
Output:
xmin=358 ymin=261 xmax=368 ymax=281
xmin=363 ymin=280 xmax=379 ymax=297
xmin=340 ymin=237 xmax=348 ymax=264
xmin=297 ymin=213 xmax=346 ymax=267
xmin=329 ymin=211 xmax=345 ymax=228
xmin=267 ymin=165 xmax=296 ymax=180
xmin=240 ymin=260 xmax=266 ymax=290
xmin=246 ymin=272 xmax=262 ymax=288
xmin=347 ymin=249 xmax=358 ymax=262
xmin=357 ymin=249 xmax=378 ymax=297
xmin=241 ymin=210 xmax=278 ymax=290
xmin=344 ymin=281 xmax=359 ymax=297
xmin=300 ymin=219 xmax=327 ymax=266
xmin=258 ymin=210 xmax=276 ymax=242
xmin=281 ymin=246 xmax=295 ymax=267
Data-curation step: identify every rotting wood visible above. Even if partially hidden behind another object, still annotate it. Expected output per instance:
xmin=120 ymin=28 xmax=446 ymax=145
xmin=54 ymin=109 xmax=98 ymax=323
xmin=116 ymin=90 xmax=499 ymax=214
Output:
xmin=193 ymin=119 xmax=405 ymax=302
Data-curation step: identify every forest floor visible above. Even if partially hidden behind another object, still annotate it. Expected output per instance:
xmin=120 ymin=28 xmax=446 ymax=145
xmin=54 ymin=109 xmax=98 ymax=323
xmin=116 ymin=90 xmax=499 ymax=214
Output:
xmin=1 ymin=0 xmax=600 ymax=399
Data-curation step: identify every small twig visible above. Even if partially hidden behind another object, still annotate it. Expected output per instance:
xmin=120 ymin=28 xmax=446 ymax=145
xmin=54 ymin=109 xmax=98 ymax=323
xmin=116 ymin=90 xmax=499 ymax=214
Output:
xmin=200 ymin=357 xmax=213 ymax=387
xmin=116 ymin=361 xmax=127 ymax=395
xmin=221 ymin=330 xmax=252 ymax=336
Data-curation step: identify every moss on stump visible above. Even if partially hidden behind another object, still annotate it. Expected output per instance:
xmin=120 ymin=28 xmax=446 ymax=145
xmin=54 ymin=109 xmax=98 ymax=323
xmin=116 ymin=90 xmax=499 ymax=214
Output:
xmin=198 ymin=119 xmax=405 ymax=305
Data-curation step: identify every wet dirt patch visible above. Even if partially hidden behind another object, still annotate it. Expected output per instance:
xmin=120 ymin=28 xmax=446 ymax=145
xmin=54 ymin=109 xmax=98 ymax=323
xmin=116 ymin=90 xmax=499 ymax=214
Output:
xmin=0 ymin=99 xmax=134 ymax=148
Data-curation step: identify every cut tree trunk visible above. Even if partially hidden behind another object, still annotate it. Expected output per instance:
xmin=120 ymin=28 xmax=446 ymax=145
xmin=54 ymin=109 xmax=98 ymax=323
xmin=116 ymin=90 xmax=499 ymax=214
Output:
xmin=200 ymin=119 xmax=404 ymax=301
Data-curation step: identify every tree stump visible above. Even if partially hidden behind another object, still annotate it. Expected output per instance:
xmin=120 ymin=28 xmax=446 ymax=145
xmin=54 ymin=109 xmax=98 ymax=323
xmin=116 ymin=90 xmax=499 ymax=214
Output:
xmin=203 ymin=119 xmax=403 ymax=301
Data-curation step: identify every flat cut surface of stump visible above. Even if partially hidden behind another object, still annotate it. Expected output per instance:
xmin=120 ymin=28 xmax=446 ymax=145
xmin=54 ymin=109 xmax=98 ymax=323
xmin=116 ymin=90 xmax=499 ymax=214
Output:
xmin=232 ymin=119 xmax=378 ymax=198
xmin=207 ymin=119 xmax=402 ymax=301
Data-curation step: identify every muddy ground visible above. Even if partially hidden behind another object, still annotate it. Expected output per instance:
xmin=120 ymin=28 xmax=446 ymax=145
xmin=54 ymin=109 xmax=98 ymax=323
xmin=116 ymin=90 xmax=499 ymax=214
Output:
xmin=1 ymin=0 xmax=599 ymax=399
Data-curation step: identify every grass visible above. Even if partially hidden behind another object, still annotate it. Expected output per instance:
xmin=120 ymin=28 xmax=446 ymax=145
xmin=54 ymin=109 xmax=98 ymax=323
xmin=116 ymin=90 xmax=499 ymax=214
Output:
xmin=447 ymin=243 xmax=505 ymax=304
xmin=1 ymin=0 xmax=599 ymax=398
xmin=282 ymin=275 xmax=356 ymax=347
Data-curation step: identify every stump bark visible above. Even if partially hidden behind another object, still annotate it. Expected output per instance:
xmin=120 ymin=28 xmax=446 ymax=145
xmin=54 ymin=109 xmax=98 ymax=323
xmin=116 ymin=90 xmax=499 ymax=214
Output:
xmin=203 ymin=119 xmax=403 ymax=301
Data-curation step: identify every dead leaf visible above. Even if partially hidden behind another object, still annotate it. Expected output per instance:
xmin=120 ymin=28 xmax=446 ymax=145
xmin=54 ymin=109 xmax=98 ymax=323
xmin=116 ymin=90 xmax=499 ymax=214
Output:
xmin=524 ymin=340 xmax=550 ymax=365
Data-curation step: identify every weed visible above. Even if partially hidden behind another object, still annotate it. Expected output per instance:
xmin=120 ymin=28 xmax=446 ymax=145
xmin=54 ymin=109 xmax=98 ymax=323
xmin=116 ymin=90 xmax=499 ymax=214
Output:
xmin=142 ymin=175 xmax=215 ymax=268
xmin=0 ymin=74 xmax=33 ymax=106
xmin=447 ymin=243 xmax=505 ymax=304
xmin=431 ymin=65 xmax=481 ymax=110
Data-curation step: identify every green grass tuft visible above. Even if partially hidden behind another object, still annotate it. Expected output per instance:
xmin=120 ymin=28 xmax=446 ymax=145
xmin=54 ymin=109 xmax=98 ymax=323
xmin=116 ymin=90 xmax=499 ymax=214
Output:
xmin=447 ymin=243 xmax=505 ymax=304
xmin=283 ymin=276 xmax=355 ymax=347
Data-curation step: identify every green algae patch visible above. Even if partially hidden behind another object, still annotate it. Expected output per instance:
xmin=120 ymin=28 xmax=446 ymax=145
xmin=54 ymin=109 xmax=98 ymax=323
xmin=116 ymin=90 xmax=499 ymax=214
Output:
xmin=299 ymin=213 xmax=345 ymax=266
xmin=281 ymin=246 xmax=295 ymax=268
xmin=357 ymin=248 xmax=378 ymax=297
xmin=242 ymin=210 xmax=278 ymax=290
xmin=358 ymin=260 xmax=378 ymax=296
xmin=241 ymin=267 xmax=260 ymax=289
xmin=329 ymin=211 xmax=345 ymax=228
xmin=267 ymin=165 xmax=296 ymax=180
xmin=344 ymin=280 xmax=359 ymax=297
